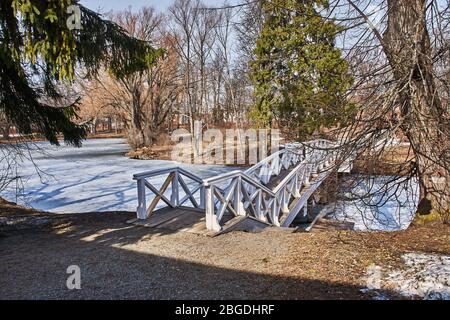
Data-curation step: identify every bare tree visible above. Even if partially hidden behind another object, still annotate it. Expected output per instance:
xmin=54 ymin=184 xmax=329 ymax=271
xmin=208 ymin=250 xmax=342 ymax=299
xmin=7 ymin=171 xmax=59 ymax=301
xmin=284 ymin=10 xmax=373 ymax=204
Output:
xmin=319 ymin=0 xmax=450 ymax=219
xmin=215 ymin=6 xmax=236 ymax=123
xmin=80 ymin=7 xmax=178 ymax=149
xmin=193 ymin=5 xmax=220 ymax=117
xmin=235 ymin=0 xmax=264 ymax=68
xmin=169 ymin=0 xmax=201 ymax=127
xmin=169 ymin=0 xmax=206 ymax=158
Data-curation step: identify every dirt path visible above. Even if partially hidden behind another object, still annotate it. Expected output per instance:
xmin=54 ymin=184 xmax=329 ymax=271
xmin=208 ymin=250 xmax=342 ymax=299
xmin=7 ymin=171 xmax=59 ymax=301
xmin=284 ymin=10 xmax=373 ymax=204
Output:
xmin=0 ymin=201 xmax=448 ymax=300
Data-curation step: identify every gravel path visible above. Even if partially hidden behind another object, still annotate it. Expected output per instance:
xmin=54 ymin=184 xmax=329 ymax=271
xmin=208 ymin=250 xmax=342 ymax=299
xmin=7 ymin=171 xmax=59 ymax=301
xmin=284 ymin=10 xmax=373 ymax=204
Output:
xmin=0 ymin=210 xmax=365 ymax=300
xmin=1 ymin=205 xmax=448 ymax=300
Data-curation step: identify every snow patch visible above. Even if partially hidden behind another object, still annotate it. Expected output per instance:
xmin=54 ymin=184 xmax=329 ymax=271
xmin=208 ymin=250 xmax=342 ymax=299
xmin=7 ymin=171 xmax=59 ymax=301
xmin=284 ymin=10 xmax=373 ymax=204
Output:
xmin=363 ymin=253 xmax=450 ymax=300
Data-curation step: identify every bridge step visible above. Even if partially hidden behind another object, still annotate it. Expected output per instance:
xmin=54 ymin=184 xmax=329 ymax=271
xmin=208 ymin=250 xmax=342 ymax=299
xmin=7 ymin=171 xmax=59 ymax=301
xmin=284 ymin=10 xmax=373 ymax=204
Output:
xmin=213 ymin=216 xmax=273 ymax=236
xmin=310 ymin=218 xmax=355 ymax=232
xmin=265 ymin=168 xmax=292 ymax=189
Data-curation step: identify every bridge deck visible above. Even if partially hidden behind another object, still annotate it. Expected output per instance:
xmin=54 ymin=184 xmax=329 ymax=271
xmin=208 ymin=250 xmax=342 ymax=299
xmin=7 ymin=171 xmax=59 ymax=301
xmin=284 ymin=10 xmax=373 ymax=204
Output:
xmin=265 ymin=167 xmax=292 ymax=189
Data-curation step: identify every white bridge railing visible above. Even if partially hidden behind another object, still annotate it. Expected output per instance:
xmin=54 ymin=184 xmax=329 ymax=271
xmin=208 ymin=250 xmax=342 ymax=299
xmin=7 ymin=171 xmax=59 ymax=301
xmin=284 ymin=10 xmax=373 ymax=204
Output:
xmin=133 ymin=167 xmax=205 ymax=220
xmin=133 ymin=139 xmax=340 ymax=232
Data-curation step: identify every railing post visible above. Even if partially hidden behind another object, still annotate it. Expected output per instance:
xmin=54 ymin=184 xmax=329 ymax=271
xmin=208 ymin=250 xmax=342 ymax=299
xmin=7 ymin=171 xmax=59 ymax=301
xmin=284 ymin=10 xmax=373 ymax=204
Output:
xmin=303 ymin=166 xmax=310 ymax=187
xmin=199 ymin=186 xmax=205 ymax=209
xmin=324 ymin=147 xmax=330 ymax=167
xmin=302 ymin=204 xmax=308 ymax=218
xmin=136 ymin=178 xmax=148 ymax=220
xmin=171 ymin=170 xmax=179 ymax=207
xmin=280 ymin=189 xmax=289 ymax=214
xmin=318 ymin=151 xmax=324 ymax=171
xmin=205 ymin=186 xmax=221 ymax=231
xmin=261 ymin=163 xmax=270 ymax=184
xmin=256 ymin=190 xmax=265 ymax=221
xmin=234 ymin=176 xmax=245 ymax=216
xmin=311 ymin=152 xmax=319 ymax=176
xmin=271 ymin=198 xmax=281 ymax=227
xmin=293 ymin=171 xmax=301 ymax=198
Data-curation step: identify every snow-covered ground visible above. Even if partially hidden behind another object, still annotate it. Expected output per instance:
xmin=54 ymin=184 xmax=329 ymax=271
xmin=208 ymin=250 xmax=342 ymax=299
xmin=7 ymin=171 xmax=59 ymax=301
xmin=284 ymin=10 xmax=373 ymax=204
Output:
xmin=1 ymin=138 xmax=235 ymax=213
xmin=363 ymin=253 xmax=450 ymax=300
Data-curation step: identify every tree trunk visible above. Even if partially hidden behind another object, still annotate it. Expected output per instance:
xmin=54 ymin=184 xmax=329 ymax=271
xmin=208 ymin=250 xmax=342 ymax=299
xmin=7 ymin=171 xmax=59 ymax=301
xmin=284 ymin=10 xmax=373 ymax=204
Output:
xmin=107 ymin=117 xmax=112 ymax=133
xmin=130 ymin=86 xmax=146 ymax=149
xmin=383 ymin=0 xmax=449 ymax=216
xmin=92 ymin=117 xmax=97 ymax=134
xmin=1 ymin=125 xmax=10 ymax=139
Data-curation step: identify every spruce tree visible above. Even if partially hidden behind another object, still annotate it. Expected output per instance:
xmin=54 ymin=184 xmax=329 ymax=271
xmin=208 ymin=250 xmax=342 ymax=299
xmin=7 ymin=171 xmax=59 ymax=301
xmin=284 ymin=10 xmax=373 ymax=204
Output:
xmin=0 ymin=0 xmax=163 ymax=146
xmin=251 ymin=0 xmax=353 ymax=138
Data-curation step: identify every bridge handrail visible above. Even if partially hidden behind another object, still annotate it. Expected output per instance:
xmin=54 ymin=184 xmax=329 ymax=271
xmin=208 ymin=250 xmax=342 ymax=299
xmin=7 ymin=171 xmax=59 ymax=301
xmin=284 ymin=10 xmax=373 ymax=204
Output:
xmin=202 ymin=139 xmax=338 ymax=230
xmin=203 ymin=170 xmax=276 ymax=196
xmin=289 ymin=139 xmax=338 ymax=149
xmin=134 ymin=167 xmax=207 ymax=220
xmin=244 ymin=148 xmax=298 ymax=176
xmin=133 ymin=166 xmax=203 ymax=183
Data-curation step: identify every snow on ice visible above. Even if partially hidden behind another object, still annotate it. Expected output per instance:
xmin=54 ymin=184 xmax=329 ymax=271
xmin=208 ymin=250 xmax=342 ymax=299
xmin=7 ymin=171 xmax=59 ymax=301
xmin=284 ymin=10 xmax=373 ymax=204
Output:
xmin=1 ymin=138 xmax=235 ymax=213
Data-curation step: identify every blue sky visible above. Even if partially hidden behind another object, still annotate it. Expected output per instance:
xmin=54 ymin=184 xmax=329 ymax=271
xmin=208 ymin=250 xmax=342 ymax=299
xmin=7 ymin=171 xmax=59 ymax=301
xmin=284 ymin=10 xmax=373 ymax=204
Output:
xmin=79 ymin=0 xmax=236 ymax=13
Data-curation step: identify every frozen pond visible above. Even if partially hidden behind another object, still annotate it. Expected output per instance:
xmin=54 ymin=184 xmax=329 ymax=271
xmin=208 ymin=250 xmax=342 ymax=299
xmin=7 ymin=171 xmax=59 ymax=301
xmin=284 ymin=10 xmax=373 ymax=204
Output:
xmin=324 ymin=175 xmax=419 ymax=231
xmin=1 ymin=138 xmax=236 ymax=213
xmin=1 ymin=138 xmax=418 ymax=231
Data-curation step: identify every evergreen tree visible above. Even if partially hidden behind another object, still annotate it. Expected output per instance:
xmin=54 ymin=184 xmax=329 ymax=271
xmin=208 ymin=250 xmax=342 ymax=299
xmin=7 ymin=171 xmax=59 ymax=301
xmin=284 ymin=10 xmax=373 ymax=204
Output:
xmin=251 ymin=0 xmax=353 ymax=138
xmin=0 ymin=0 xmax=163 ymax=146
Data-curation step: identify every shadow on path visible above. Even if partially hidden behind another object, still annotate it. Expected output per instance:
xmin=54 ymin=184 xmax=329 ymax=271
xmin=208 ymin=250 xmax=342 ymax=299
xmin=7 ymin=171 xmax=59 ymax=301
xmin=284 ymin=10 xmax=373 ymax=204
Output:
xmin=0 ymin=211 xmax=401 ymax=300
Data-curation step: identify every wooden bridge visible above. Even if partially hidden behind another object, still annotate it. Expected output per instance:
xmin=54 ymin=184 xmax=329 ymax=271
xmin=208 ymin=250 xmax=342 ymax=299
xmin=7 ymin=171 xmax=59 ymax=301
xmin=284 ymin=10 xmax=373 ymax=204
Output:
xmin=131 ymin=140 xmax=353 ymax=235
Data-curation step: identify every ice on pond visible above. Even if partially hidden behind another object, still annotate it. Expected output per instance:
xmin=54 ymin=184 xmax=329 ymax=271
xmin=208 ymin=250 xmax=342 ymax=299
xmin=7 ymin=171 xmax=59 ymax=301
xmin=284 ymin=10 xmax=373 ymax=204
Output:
xmin=324 ymin=175 xmax=419 ymax=231
xmin=1 ymin=138 xmax=236 ymax=213
xmin=1 ymin=139 xmax=419 ymax=232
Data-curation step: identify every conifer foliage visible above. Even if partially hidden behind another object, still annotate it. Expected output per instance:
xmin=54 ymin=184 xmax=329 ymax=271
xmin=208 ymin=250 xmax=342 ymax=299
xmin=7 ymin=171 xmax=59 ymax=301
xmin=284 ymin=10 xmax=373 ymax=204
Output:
xmin=0 ymin=0 xmax=162 ymax=146
xmin=251 ymin=0 xmax=353 ymax=137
